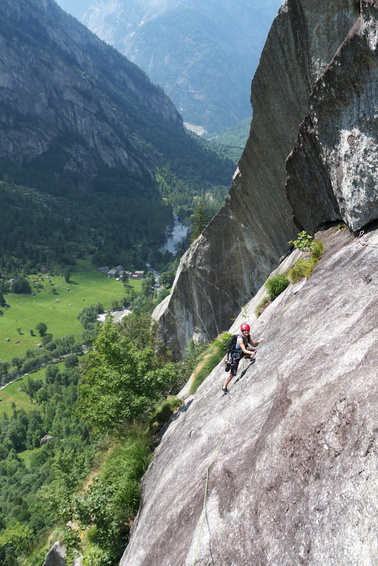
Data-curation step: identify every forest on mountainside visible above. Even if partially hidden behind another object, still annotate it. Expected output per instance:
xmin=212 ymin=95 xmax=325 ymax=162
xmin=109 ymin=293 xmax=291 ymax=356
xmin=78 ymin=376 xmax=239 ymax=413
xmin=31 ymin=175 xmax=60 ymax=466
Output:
xmin=0 ymin=128 xmax=233 ymax=277
xmin=0 ymin=1 xmax=245 ymax=563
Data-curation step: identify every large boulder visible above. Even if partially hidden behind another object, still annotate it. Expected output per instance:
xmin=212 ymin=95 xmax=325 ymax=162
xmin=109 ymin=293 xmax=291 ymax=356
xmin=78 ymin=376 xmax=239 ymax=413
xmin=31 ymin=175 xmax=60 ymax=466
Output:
xmin=153 ymin=0 xmax=360 ymax=358
xmin=121 ymin=226 xmax=378 ymax=565
xmin=42 ymin=542 xmax=66 ymax=566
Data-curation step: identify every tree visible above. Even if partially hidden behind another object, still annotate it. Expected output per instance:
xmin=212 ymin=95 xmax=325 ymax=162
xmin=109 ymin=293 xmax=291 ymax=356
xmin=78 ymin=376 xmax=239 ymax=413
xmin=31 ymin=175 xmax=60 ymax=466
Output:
xmin=0 ymin=291 xmax=6 ymax=308
xmin=121 ymin=271 xmax=129 ymax=287
xmin=159 ymin=271 xmax=175 ymax=289
xmin=77 ymin=318 xmax=177 ymax=433
xmin=11 ymin=356 xmax=23 ymax=370
xmin=10 ymin=277 xmax=31 ymax=294
xmin=190 ymin=199 xmax=211 ymax=243
xmin=36 ymin=322 xmax=47 ymax=336
xmin=64 ymin=269 xmax=72 ymax=284
xmin=141 ymin=272 xmax=155 ymax=298
xmin=0 ymin=522 xmax=33 ymax=555
xmin=64 ymin=355 xmax=79 ymax=369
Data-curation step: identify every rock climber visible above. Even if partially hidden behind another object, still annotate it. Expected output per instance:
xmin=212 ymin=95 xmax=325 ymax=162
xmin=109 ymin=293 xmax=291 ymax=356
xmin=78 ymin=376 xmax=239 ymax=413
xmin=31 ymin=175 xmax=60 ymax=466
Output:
xmin=222 ymin=323 xmax=263 ymax=394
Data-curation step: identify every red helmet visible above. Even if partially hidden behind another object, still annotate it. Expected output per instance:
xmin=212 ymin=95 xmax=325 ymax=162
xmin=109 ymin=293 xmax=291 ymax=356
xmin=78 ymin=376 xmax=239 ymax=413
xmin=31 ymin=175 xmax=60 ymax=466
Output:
xmin=240 ymin=323 xmax=250 ymax=331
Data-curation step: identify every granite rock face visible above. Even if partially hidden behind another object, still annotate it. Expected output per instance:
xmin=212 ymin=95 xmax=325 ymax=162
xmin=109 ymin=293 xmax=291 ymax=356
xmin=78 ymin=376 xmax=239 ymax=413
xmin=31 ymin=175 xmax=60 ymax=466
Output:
xmin=286 ymin=0 xmax=378 ymax=232
xmin=124 ymin=3 xmax=378 ymax=563
xmin=153 ymin=0 xmax=359 ymax=358
xmin=122 ymin=226 xmax=378 ymax=566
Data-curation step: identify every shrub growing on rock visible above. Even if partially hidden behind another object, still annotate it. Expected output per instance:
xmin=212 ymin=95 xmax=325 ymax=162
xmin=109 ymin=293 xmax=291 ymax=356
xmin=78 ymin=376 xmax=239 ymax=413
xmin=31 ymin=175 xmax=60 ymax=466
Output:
xmin=265 ymin=274 xmax=289 ymax=300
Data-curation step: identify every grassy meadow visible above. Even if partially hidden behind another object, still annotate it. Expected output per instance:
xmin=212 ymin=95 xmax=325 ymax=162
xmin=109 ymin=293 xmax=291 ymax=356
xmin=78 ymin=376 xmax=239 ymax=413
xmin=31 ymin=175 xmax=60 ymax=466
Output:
xmin=0 ymin=365 xmax=50 ymax=414
xmin=0 ymin=270 xmax=141 ymax=362
xmin=0 ymin=374 xmax=34 ymax=413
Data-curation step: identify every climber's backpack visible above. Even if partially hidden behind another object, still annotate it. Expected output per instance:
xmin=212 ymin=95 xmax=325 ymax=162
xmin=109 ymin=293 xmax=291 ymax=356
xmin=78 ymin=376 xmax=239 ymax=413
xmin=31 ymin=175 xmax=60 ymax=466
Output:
xmin=226 ymin=335 xmax=239 ymax=357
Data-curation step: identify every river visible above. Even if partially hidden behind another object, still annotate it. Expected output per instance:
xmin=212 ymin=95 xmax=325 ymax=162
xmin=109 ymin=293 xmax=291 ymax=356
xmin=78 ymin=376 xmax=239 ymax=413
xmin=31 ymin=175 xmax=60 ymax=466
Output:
xmin=159 ymin=215 xmax=189 ymax=255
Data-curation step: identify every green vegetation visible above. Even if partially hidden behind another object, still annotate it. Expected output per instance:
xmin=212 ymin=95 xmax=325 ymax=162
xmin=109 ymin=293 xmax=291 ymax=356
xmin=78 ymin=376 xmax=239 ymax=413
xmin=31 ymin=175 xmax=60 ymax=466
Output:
xmin=255 ymin=236 xmax=325 ymax=317
xmin=0 ymin=4 xmax=241 ymax=561
xmin=0 ymin=268 xmax=238 ymax=565
xmin=287 ymin=258 xmax=317 ymax=283
xmin=255 ymin=296 xmax=272 ymax=318
xmin=287 ymin=240 xmax=324 ymax=283
xmin=288 ymin=230 xmax=315 ymax=252
xmin=311 ymin=240 xmax=324 ymax=259
xmin=0 ymin=180 xmax=174 ymax=276
xmin=0 ymin=298 xmax=199 ymax=565
xmin=190 ymin=333 xmax=230 ymax=394
xmin=0 ymin=270 xmax=134 ymax=362
xmin=190 ymin=199 xmax=212 ymax=242
xmin=0 ymin=129 xmax=233 ymax=278
xmin=149 ymin=396 xmax=182 ymax=435
xmin=207 ymin=117 xmax=251 ymax=163
xmin=77 ymin=317 xmax=180 ymax=434
xmin=255 ymin=274 xmax=290 ymax=318
xmin=0 ymin=361 xmax=93 ymax=565
xmin=0 ymin=270 xmax=152 ymax=394
xmin=69 ymin=425 xmax=152 ymax=564
xmin=265 ymin=274 xmax=290 ymax=301
xmin=0 ymin=375 xmax=35 ymax=415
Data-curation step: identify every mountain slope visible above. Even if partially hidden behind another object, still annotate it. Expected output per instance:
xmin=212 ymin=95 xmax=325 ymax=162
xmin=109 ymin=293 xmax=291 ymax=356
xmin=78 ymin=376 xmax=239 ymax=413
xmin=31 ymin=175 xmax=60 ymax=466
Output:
xmin=0 ymin=0 xmax=234 ymax=271
xmin=0 ymin=0 xmax=182 ymax=194
xmin=56 ymin=0 xmax=283 ymax=134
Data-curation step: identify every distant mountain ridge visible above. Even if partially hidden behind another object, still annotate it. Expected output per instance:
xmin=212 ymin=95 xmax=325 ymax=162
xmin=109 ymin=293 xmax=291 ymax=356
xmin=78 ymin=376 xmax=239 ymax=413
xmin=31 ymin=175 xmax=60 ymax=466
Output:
xmin=0 ymin=0 xmax=234 ymax=271
xmin=0 ymin=0 xmax=182 ymax=194
xmin=56 ymin=0 xmax=283 ymax=134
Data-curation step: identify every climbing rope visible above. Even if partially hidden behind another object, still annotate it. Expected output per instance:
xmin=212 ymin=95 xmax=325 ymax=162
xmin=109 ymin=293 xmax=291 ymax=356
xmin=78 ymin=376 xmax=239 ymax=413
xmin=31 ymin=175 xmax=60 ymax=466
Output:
xmin=356 ymin=230 xmax=378 ymax=247
xmin=191 ymin=369 xmax=244 ymax=566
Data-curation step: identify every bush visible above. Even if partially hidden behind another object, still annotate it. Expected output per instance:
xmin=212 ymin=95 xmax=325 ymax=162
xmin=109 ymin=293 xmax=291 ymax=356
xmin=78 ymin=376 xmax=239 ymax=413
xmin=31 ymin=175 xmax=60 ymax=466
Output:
xmin=311 ymin=240 xmax=324 ymax=259
xmin=265 ymin=274 xmax=289 ymax=301
xmin=10 ymin=277 xmax=32 ymax=294
xmin=287 ymin=258 xmax=315 ymax=283
xmin=288 ymin=231 xmax=314 ymax=252
xmin=64 ymin=355 xmax=79 ymax=368
xmin=69 ymin=425 xmax=152 ymax=564
xmin=287 ymin=240 xmax=324 ymax=283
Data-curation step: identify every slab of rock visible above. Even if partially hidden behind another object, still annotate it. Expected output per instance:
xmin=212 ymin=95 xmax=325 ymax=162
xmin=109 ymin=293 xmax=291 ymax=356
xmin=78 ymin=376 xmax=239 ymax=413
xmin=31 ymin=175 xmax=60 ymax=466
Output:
xmin=153 ymin=0 xmax=359 ymax=358
xmin=122 ymin=227 xmax=378 ymax=565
